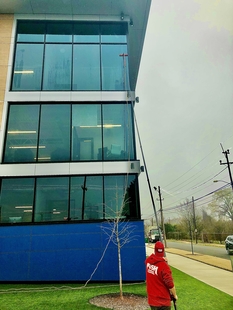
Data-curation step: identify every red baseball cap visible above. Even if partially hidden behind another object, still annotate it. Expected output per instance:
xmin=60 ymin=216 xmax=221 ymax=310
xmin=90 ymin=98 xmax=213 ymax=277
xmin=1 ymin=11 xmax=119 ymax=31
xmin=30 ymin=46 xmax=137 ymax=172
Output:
xmin=154 ymin=241 xmax=164 ymax=257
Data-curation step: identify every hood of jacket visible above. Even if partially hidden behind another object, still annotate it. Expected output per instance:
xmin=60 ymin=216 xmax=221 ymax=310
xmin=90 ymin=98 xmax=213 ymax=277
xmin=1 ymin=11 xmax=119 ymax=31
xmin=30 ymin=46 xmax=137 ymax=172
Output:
xmin=146 ymin=253 xmax=165 ymax=265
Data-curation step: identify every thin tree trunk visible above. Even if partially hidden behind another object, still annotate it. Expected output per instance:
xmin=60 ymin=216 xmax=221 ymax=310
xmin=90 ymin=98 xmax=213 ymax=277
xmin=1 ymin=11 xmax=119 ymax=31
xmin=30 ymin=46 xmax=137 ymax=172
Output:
xmin=118 ymin=237 xmax=123 ymax=299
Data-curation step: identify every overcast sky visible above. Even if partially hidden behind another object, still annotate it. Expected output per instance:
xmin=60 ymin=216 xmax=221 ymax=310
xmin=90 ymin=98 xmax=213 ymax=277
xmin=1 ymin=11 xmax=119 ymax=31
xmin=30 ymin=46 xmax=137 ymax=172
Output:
xmin=135 ymin=0 xmax=233 ymax=222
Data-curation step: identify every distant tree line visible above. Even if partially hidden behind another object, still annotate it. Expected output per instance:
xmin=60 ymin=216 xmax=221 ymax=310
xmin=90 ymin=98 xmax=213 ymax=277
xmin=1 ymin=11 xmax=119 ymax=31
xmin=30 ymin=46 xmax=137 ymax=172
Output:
xmin=145 ymin=188 xmax=233 ymax=244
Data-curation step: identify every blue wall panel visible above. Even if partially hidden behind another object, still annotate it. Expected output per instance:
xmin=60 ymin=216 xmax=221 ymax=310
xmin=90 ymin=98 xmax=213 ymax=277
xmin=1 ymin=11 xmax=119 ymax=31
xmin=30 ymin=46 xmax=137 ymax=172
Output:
xmin=0 ymin=221 xmax=146 ymax=282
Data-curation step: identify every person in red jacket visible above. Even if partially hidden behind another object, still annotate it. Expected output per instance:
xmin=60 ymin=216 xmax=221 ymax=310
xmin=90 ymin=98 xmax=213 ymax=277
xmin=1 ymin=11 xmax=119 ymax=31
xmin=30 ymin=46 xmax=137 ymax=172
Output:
xmin=145 ymin=241 xmax=178 ymax=310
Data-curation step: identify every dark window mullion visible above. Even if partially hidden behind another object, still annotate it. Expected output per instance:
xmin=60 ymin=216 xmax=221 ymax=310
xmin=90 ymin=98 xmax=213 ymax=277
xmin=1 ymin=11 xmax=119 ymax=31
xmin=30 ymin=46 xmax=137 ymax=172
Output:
xmin=71 ymin=39 xmax=74 ymax=91
xmin=103 ymin=176 xmax=105 ymax=219
xmin=67 ymin=177 xmax=71 ymax=221
xmin=36 ymin=104 xmax=42 ymax=162
xmin=2 ymin=105 xmax=12 ymax=163
xmin=40 ymin=24 xmax=47 ymax=91
xmin=70 ymin=103 xmax=72 ymax=161
xmin=100 ymin=103 xmax=104 ymax=160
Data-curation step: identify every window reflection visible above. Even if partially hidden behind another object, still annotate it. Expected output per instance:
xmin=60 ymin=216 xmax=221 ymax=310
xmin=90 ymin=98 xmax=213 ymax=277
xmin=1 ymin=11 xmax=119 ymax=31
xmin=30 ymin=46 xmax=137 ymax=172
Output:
xmin=34 ymin=177 xmax=69 ymax=222
xmin=73 ymin=45 xmax=100 ymax=90
xmin=38 ymin=104 xmax=70 ymax=162
xmin=0 ymin=175 xmax=139 ymax=223
xmin=83 ymin=176 xmax=103 ymax=219
xmin=72 ymin=104 xmax=101 ymax=161
xmin=4 ymin=105 xmax=39 ymax=163
xmin=104 ymin=175 xmax=138 ymax=219
xmin=43 ymin=44 xmax=72 ymax=90
xmin=101 ymin=45 xmax=129 ymax=90
xmin=12 ymin=21 xmax=129 ymax=91
xmin=0 ymin=178 xmax=34 ymax=223
xmin=102 ymin=104 xmax=134 ymax=160
xmin=4 ymin=103 xmax=135 ymax=163
xmin=70 ymin=176 xmax=103 ymax=220
xmin=12 ymin=44 xmax=43 ymax=90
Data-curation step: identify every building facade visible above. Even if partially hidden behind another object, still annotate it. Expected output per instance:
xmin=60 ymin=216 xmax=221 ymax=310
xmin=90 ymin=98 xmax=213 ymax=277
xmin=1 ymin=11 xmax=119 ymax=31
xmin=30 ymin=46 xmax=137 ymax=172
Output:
xmin=0 ymin=0 xmax=151 ymax=282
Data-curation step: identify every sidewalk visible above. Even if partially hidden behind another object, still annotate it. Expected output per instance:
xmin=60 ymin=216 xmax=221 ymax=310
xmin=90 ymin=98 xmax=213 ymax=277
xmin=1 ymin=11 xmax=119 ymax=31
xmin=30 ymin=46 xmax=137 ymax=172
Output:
xmin=146 ymin=244 xmax=233 ymax=297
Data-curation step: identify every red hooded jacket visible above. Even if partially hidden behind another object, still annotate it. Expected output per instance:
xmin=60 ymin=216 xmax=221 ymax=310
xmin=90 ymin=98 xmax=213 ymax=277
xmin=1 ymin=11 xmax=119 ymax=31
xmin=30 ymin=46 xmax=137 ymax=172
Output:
xmin=145 ymin=253 xmax=174 ymax=307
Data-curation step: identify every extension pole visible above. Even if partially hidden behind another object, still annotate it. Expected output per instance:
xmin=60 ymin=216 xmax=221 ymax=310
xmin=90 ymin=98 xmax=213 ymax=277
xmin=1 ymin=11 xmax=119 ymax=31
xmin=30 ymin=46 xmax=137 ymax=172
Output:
xmin=134 ymin=115 xmax=162 ymax=241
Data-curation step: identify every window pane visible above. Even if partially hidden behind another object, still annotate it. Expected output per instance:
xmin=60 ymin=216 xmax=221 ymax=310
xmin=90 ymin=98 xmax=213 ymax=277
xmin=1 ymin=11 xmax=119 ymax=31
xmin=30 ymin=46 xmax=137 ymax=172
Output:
xmin=46 ymin=23 xmax=72 ymax=43
xmin=0 ymin=178 xmax=34 ymax=223
xmin=73 ymin=45 xmax=100 ymax=90
xmin=74 ymin=23 xmax=99 ymax=43
xmin=17 ymin=21 xmax=45 ymax=42
xmin=43 ymin=44 xmax=72 ymax=90
xmin=101 ymin=24 xmax=127 ymax=43
xmin=72 ymin=104 xmax=101 ymax=161
xmin=70 ymin=176 xmax=86 ymax=220
xmin=102 ymin=104 xmax=135 ymax=160
xmin=12 ymin=44 xmax=43 ymax=90
xmin=70 ymin=176 xmax=103 ymax=220
xmin=104 ymin=175 xmax=139 ymax=219
xmin=34 ymin=177 xmax=69 ymax=222
xmin=38 ymin=105 xmax=70 ymax=162
xmin=123 ymin=175 xmax=140 ymax=218
xmin=102 ymin=45 xmax=129 ymax=90
xmin=4 ymin=105 xmax=39 ymax=163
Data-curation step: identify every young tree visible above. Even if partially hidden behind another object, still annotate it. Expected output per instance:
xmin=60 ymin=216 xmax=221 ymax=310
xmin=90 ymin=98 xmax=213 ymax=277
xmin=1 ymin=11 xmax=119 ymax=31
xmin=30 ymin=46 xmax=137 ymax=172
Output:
xmin=209 ymin=188 xmax=233 ymax=221
xmin=101 ymin=205 xmax=137 ymax=299
xmin=101 ymin=186 xmax=138 ymax=300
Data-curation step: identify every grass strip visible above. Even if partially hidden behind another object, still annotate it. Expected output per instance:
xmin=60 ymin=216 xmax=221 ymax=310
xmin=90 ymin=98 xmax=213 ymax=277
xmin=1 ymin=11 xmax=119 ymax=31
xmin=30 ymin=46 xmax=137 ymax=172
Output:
xmin=0 ymin=267 xmax=232 ymax=309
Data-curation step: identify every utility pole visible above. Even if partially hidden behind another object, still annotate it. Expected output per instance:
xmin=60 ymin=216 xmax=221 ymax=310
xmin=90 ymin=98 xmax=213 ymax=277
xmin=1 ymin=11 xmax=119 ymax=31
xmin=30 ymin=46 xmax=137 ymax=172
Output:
xmin=154 ymin=186 xmax=167 ymax=248
xmin=192 ymin=196 xmax=197 ymax=244
xmin=219 ymin=144 xmax=233 ymax=192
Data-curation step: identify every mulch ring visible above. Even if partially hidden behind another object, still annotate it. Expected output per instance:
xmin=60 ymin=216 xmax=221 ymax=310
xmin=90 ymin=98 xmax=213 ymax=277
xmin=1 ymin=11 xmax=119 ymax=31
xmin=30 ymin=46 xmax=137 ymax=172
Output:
xmin=89 ymin=292 xmax=149 ymax=309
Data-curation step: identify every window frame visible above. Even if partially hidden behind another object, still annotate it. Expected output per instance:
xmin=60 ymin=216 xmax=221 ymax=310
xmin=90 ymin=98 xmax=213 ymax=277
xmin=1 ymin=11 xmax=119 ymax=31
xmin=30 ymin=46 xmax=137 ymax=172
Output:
xmin=0 ymin=174 xmax=140 ymax=225
xmin=11 ymin=21 xmax=129 ymax=92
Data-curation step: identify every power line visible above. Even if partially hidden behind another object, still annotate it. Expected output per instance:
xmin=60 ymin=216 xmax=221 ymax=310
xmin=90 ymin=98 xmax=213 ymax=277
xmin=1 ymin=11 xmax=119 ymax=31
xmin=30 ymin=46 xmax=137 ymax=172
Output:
xmin=163 ymin=183 xmax=231 ymax=212
xmin=163 ymin=147 xmax=221 ymax=189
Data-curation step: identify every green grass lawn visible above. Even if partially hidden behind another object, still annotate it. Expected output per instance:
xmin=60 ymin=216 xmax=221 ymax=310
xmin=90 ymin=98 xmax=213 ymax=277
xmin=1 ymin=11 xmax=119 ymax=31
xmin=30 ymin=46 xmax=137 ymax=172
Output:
xmin=0 ymin=267 xmax=232 ymax=310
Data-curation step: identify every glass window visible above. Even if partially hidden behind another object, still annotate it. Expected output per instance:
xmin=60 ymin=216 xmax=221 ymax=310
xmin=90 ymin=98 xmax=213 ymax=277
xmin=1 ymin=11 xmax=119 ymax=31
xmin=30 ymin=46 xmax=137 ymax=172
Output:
xmin=85 ymin=176 xmax=103 ymax=220
xmin=0 ymin=178 xmax=34 ymax=223
xmin=0 ymin=174 xmax=139 ymax=224
xmin=102 ymin=104 xmax=135 ymax=160
xmin=73 ymin=45 xmax=100 ymax=90
xmin=4 ymin=105 xmax=39 ymax=163
xmin=46 ymin=23 xmax=72 ymax=43
xmin=12 ymin=44 xmax=44 ymax=90
xmin=34 ymin=177 xmax=69 ymax=222
xmin=72 ymin=104 xmax=102 ymax=161
xmin=69 ymin=177 xmax=85 ymax=220
xmin=38 ymin=105 xmax=70 ymax=162
xmin=101 ymin=24 xmax=127 ymax=43
xmin=70 ymin=176 xmax=103 ymax=220
xmin=17 ymin=21 xmax=45 ymax=42
xmin=101 ymin=45 xmax=129 ymax=90
xmin=74 ymin=23 xmax=100 ymax=43
xmin=104 ymin=175 xmax=139 ymax=219
xmin=12 ymin=21 xmax=129 ymax=91
xmin=123 ymin=175 xmax=140 ymax=218
xmin=43 ymin=44 xmax=72 ymax=90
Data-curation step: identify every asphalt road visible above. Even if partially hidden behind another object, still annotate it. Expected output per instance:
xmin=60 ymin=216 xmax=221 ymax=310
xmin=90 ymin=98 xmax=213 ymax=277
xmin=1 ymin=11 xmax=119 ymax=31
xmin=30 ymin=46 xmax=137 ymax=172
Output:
xmin=166 ymin=240 xmax=229 ymax=259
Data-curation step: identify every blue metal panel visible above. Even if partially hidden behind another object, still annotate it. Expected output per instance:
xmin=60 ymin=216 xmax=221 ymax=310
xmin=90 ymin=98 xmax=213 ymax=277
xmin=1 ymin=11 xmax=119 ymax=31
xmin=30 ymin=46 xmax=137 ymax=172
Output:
xmin=0 ymin=221 xmax=146 ymax=281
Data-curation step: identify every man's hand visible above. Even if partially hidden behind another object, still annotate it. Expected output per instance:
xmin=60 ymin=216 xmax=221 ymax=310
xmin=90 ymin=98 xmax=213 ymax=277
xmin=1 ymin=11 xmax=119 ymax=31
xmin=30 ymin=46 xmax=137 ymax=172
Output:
xmin=171 ymin=294 xmax=178 ymax=302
